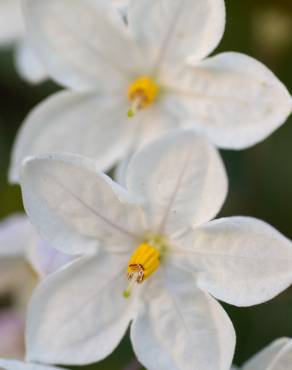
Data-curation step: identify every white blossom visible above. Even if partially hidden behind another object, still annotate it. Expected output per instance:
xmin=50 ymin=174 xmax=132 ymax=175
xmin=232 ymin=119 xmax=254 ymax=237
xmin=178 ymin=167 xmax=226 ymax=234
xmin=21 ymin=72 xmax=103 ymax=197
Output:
xmin=9 ymin=0 xmax=292 ymax=183
xmin=19 ymin=131 xmax=292 ymax=370
xmin=234 ymin=338 xmax=292 ymax=370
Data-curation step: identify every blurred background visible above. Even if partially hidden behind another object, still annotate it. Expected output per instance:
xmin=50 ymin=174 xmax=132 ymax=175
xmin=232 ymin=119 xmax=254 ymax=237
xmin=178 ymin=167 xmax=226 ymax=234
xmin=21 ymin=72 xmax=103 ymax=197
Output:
xmin=0 ymin=0 xmax=292 ymax=368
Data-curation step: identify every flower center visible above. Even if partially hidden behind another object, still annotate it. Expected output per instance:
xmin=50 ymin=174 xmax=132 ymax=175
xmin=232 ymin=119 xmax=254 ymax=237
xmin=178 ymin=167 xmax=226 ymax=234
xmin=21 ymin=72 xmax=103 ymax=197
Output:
xmin=127 ymin=76 xmax=159 ymax=118
xmin=123 ymin=243 xmax=161 ymax=298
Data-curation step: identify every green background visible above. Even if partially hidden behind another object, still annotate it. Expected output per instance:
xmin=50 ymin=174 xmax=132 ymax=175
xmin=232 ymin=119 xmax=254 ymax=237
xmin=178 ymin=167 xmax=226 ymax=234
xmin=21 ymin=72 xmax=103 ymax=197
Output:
xmin=0 ymin=0 xmax=292 ymax=368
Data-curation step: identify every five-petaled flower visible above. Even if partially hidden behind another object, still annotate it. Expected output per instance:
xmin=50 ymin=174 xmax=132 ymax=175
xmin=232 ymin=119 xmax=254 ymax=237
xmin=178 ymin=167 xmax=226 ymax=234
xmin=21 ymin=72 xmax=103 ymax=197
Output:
xmin=232 ymin=337 xmax=292 ymax=370
xmin=19 ymin=131 xmax=292 ymax=370
xmin=10 ymin=0 xmax=292 ymax=182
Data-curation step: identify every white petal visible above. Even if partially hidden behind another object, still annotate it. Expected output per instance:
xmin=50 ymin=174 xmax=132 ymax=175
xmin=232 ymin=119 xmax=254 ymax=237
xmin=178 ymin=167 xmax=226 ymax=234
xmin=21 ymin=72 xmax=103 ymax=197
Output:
xmin=24 ymin=0 xmax=142 ymax=90
xmin=0 ymin=214 xmax=33 ymax=257
xmin=114 ymin=104 xmax=181 ymax=188
xmin=20 ymin=153 xmax=144 ymax=255
xmin=131 ymin=268 xmax=235 ymax=370
xmin=168 ymin=52 xmax=292 ymax=149
xmin=128 ymin=0 xmax=225 ymax=66
xmin=0 ymin=213 xmax=72 ymax=278
xmin=0 ymin=0 xmax=24 ymax=46
xmin=9 ymin=91 xmax=135 ymax=183
xmin=178 ymin=217 xmax=292 ymax=306
xmin=0 ymin=359 xmax=65 ymax=370
xmin=242 ymin=338 xmax=292 ymax=370
xmin=112 ymin=0 xmax=129 ymax=19
xmin=27 ymin=238 xmax=75 ymax=278
xmin=126 ymin=130 xmax=227 ymax=236
xmin=26 ymin=253 xmax=135 ymax=365
xmin=15 ymin=42 xmax=48 ymax=84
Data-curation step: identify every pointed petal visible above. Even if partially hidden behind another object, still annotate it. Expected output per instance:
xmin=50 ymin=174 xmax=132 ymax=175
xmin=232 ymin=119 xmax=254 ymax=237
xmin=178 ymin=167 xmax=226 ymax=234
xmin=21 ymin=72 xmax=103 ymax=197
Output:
xmin=177 ymin=217 xmax=292 ymax=306
xmin=126 ymin=130 xmax=227 ymax=236
xmin=168 ymin=52 xmax=292 ymax=149
xmin=242 ymin=338 xmax=292 ymax=370
xmin=15 ymin=42 xmax=48 ymax=84
xmin=0 ymin=359 xmax=65 ymax=370
xmin=128 ymin=0 xmax=225 ymax=66
xmin=131 ymin=268 xmax=235 ymax=370
xmin=26 ymin=253 xmax=135 ymax=365
xmin=21 ymin=153 xmax=144 ymax=255
xmin=24 ymin=0 xmax=141 ymax=90
xmin=9 ymin=91 xmax=135 ymax=183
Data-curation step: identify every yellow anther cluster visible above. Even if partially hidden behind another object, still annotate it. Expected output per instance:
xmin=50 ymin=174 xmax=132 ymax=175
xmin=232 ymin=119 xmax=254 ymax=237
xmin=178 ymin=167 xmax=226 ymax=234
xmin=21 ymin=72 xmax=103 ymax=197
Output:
xmin=127 ymin=243 xmax=160 ymax=283
xmin=127 ymin=76 xmax=159 ymax=117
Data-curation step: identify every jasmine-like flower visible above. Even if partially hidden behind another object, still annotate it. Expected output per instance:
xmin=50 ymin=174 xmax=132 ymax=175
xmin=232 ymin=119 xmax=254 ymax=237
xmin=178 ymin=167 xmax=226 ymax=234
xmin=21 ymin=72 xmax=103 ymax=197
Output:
xmin=9 ymin=0 xmax=292 ymax=183
xmin=233 ymin=337 xmax=292 ymax=370
xmin=0 ymin=0 xmax=47 ymax=83
xmin=20 ymin=131 xmax=292 ymax=370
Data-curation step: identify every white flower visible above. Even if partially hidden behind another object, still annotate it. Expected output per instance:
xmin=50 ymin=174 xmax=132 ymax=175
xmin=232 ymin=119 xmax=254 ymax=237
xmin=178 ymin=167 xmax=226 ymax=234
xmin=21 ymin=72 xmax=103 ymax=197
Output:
xmin=234 ymin=337 xmax=292 ymax=370
xmin=9 ymin=0 xmax=292 ymax=183
xmin=0 ymin=214 xmax=73 ymax=361
xmin=20 ymin=131 xmax=292 ymax=370
xmin=0 ymin=359 xmax=67 ymax=370
xmin=0 ymin=0 xmax=47 ymax=83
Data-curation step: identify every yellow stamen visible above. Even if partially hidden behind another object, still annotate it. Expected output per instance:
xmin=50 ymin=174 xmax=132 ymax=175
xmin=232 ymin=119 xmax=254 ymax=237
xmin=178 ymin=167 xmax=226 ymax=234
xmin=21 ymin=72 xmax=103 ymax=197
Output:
xmin=127 ymin=76 xmax=159 ymax=117
xmin=123 ymin=243 xmax=160 ymax=298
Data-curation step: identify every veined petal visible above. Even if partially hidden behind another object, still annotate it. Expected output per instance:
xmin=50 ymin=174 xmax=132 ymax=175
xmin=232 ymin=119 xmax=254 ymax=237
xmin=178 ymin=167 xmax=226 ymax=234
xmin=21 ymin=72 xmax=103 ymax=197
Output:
xmin=131 ymin=268 xmax=235 ymax=370
xmin=126 ymin=130 xmax=227 ymax=236
xmin=128 ymin=0 xmax=225 ymax=68
xmin=0 ymin=359 xmax=66 ymax=370
xmin=242 ymin=338 xmax=292 ymax=370
xmin=23 ymin=0 xmax=142 ymax=90
xmin=176 ymin=217 xmax=292 ymax=306
xmin=20 ymin=153 xmax=145 ymax=255
xmin=0 ymin=0 xmax=24 ymax=46
xmin=9 ymin=91 xmax=135 ymax=183
xmin=21 ymin=154 xmax=144 ymax=254
xmin=15 ymin=42 xmax=48 ymax=84
xmin=167 ymin=52 xmax=292 ymax=149
xmin=26 ymin=253 xmax=136 ymax=365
